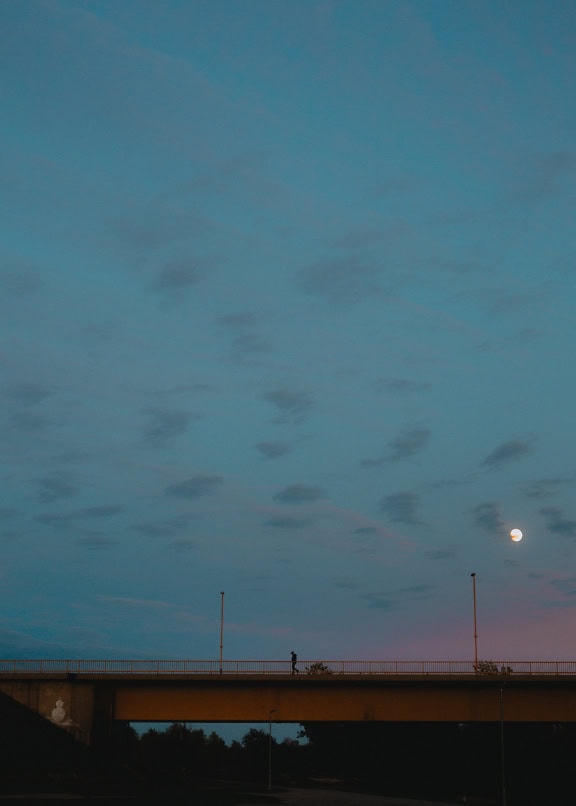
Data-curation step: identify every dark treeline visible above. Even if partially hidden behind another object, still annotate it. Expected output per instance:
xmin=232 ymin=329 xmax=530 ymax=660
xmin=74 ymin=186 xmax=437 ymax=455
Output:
xmin=116 ymin=722 xmax=307 ymax=787
xmin=110 ymin=719 xmax=576 ymax=805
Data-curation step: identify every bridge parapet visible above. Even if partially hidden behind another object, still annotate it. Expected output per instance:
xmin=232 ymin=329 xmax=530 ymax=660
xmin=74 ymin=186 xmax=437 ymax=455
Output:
xmin=2 ymin=659 xmax=576 ymax=676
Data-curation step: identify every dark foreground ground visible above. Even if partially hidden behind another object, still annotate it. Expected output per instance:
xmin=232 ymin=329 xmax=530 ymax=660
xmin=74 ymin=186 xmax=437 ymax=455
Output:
xmin=245 ymin=786 xmax=459 ymax=806
xmin=0 ymin=789 xmax=459 ymax=806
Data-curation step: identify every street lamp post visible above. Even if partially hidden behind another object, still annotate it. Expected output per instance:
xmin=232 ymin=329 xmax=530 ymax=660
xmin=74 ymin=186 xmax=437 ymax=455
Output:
xmin=219 ymin=591 xmax=224 ymax=674
xmin=471 ymin=573 xmax=478 ymax=671
xmin=268 ymin=709 xmax=277 ymax=791
xmin=469 ymin=572 xmax=506 ymax=805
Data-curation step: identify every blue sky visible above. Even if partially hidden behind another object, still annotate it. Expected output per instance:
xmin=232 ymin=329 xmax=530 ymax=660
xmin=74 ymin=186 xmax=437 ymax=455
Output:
xmin=1 ymin=0 xmax=576 ymax=672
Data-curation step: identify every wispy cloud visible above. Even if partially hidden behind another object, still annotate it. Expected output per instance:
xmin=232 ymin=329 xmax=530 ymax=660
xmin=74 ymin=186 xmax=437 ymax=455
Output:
xmin=273 ymin=484 xmax=326 ymax=505
xmin=425 ymin=548 xmax=456 ymax=561
xmin=362 ymin=426 xmax=431 ymax=466
xmin=11 ymin=411 xmax=53 ymax=433
xmin=75 ymin=535 xmax=115 ymax=550
xmin=333 ymin=576 xmax=359 ymax=590
xmin=154 ymin=259 xmax=204 ymax=292
xmin=75 ymin=506 xmax=124 ymax=519
xmin=525 ymin=476 xmax=573 ymax=500
xmin=295 ymin=257 xmax=380 ymax=306
xmin=424 ymin=473 xmax=478 ymax=490
xmin=106 ymin=203 xmax=195 ymax=253
xmin=4 ymin=382 xmax=53 ymax=405
xmin=99 ymin=596 xmax=175 ymax=610
xmin=539 ymin=507 xmax=576 ymax=539
xmin=548 ymin=576 xmax=576 ymax=601
xmin=0 ymin=263 xmax=44 ymax=297
xmin=169 ymin=539 xmax=197 ymax=552
xmin=360 ymin=593 xmax=398 ymax=610
xmin=255 ymin=441 xmax=291 ymax=460
xmin=34 ymin=513 xmax=72 ymax=528
xmin=470 ymin=501 xmax=504 ymax=534
xmin=34 ymin=505 xmax=124 ymax=527
xmin=263 ymin=516 xmax=313 ymax=530
xmin=511 ymin=151 xmax=576 ymax=203
xmin=381 ymin=492 xmax=422 ymax=524
xmin=219 ymin=313 xmax=268 ymax=364
xmin=142 ymin=407 xmax=196 ymax=445
xmin=165 ymin=476 xmax=223 ymax=499
xmin=481 ymin=437 xmax=536 ymax=470
xmin=262 ymin=388 xmax=314 ymax=425
xmin=34 ymin=475 xmax=77 ymax=503
xmin=133 ymin=518 xmax=191 ymax=538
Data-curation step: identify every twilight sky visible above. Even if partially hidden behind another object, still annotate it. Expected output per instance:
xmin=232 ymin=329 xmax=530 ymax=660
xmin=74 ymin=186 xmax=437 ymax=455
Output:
xmin=1 ymin=0 xmax=576 ymax=666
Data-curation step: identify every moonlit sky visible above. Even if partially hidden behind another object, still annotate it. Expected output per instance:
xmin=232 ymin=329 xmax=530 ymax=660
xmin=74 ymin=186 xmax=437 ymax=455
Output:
xmin=1 ymin=0 xmax=576 ymax=668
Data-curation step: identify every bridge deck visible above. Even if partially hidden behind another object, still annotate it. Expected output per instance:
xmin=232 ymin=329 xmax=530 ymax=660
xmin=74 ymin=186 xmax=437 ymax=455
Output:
xmin=1 ymin=659 xmax=576 ymax=676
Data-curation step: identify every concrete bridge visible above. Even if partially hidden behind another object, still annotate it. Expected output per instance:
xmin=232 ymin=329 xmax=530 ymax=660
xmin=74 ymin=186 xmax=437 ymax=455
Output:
xmin=2 ymin=659 xmax=576 ymax=745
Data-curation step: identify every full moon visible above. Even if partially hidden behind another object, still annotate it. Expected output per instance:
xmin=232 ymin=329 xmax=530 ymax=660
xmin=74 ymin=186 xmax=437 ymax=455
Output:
xmin=510 ymin=528 xmax=523 ymax=542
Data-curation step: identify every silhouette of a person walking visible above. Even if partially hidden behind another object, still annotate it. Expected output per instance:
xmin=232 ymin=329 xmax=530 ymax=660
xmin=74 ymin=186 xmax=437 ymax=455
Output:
xmin=291 ymin=651 xmax=298 ymax=674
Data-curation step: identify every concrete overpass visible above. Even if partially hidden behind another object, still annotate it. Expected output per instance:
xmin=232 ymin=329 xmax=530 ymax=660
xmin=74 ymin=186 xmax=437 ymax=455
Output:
xmin=2 ymin=659 xmax=576 ymax=745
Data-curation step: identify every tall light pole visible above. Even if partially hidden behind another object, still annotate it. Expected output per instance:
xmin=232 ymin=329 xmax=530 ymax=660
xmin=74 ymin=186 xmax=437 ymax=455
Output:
xmin=471 ymin=573 xmax=478 ymax=671
xmin=219 ymin=591 xmax=225 ymax=674
xmin=268 ymin=708 xmax=277 ymax=791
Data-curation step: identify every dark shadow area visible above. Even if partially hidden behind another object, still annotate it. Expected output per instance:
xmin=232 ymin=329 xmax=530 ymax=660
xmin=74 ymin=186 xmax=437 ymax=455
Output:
xmin=299 ymin=720 xmax=576 ymax=805
xmin=0 ymin=690 xmax=140 ymax=797
xmin=2 ymin=696 xmax=576 ymax=806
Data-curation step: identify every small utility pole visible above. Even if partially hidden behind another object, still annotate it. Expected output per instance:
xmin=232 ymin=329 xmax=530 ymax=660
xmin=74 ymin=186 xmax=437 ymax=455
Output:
xmin=268 ymin=709 xmax=277 ymax=791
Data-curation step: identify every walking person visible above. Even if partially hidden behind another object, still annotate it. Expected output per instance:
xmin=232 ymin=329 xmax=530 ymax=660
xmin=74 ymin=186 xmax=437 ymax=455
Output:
xmin=291 ymin=651 xmax=298 ymax=674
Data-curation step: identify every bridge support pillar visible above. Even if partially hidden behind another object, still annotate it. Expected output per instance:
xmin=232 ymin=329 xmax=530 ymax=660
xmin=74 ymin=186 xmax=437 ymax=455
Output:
xmin=91 ymin=683 xmax=116 ymax=749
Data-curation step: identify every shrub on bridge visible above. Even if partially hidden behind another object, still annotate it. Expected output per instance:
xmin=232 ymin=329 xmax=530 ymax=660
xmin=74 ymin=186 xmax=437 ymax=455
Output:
xmin=305 ymin=662 xmax=332 ymax=675
xmin=476 ymin=660 xmax=499 ymax=674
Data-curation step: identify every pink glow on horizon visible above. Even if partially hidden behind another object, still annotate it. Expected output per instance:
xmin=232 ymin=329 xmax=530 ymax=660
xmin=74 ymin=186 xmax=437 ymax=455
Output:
xmin=367 ymin=606 xmax=576 ymax=662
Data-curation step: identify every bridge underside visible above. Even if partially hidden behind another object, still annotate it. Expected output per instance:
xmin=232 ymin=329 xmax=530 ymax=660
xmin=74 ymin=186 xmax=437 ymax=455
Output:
xmin=113 ymin=676 xmax=576 ymax=724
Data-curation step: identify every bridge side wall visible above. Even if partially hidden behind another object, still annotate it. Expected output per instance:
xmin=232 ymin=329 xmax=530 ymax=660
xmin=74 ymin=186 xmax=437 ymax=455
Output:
xmin=4 ymin=676 xmax=576 ymax=742
xmin=113 ymin=680 xmax=576 ymax=723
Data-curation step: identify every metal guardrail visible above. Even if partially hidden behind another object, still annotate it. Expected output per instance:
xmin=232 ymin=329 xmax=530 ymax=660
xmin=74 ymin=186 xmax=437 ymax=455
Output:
xmin=1 ymin=659 xmax=576 ymax=676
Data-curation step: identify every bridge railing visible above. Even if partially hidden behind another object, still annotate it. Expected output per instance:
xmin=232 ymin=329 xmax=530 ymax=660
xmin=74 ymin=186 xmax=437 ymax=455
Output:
xmin=2 ymin=659 xmax=576 ymax=675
